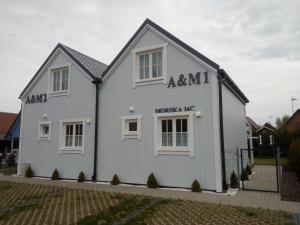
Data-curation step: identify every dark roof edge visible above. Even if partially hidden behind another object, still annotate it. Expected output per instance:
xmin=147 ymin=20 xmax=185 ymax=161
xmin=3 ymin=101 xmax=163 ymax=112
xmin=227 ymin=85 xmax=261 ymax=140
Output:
xmin=102 ymin=18 xmax=219 ymax=78
xmin=218 ymin=69 xmax=249 ymax=104
xmin=19 ymin=43 xmax=98 ymax=99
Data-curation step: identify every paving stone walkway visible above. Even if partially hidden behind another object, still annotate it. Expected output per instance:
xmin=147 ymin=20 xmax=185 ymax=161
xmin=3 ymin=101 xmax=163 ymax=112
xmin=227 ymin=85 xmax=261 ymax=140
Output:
xmin=0 ymin=174 xmax=299 ymax=214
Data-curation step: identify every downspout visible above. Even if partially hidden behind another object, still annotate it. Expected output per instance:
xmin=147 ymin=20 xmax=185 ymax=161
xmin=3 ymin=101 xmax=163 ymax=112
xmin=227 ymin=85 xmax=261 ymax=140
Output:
xmin=217 ymin=70 xmax=227 ymax=191
xmin=92 ymin=77 xmax=102 ymax=181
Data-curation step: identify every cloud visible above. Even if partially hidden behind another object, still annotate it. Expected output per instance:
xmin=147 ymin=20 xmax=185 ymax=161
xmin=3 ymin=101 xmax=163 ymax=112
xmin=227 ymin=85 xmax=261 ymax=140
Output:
xmin=0 ymin=0 xmax=299 ymax=124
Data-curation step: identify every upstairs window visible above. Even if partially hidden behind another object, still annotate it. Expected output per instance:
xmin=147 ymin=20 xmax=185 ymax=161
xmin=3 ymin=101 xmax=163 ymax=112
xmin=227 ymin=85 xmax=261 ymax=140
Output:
xmin=138 ymin=49 xmax=162 ymax=80
xmin=132 ymin=43 xmax=168 ymax=87
xmin=48 ymin=64 xmax=71 ymax=97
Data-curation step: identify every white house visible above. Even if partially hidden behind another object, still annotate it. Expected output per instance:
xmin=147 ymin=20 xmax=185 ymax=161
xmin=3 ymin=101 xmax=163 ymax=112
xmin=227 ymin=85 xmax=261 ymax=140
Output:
xmin=18 ymin=19 xmax=249 ymax=192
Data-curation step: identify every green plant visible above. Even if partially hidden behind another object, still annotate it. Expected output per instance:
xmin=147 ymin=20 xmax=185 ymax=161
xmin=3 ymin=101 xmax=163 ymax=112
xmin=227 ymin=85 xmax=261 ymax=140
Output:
xmin=110 ymin=174 xmax=120 ymax=185
xmin=51 ymin=169 xmax=60 ymax=180
xmin=7 ymin=153 xmax=16 ymax=167
xmin=240 ymin=169 xmax=248 ymax=181
xmin=230 ymin=171 xmax=238 ymax=188
xmin=147 ymin=173 xmax=158 ymax=188
xmin=191 ymin=179 xmax=202 ymax=192
xmin=25 ymin=166 xmax=33 ymax=178
xmin=77 ymin=171 xmax=85 ymax=182
xmin=245 ymin=164 xmax=252 ymax=176
xmin=289 ymin=139 xmax=300 ymax=177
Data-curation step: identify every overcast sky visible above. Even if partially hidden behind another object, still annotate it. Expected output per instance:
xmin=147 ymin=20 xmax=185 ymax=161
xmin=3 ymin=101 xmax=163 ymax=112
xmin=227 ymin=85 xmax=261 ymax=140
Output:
xmin=0 ymin=0 xmax=299 ymax=125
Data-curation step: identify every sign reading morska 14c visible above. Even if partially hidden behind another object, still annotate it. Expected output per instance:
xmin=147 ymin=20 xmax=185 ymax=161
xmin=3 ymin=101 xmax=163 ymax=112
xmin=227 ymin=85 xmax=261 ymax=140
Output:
xmin=167 ymin=71 xmax=208 ymax=88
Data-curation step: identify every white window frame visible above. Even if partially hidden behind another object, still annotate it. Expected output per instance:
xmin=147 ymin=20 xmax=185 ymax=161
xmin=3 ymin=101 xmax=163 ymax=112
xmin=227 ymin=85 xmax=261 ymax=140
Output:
xmin=132 ymin=43 xmax=168 ymax=88
xmin=47 ymin=63 xmax=71 ymax=97
xmin=38 ymin=121 xmax=52 ymax=141
xmin=153 ymin=112 xmax=194 ymax=157
xmin=121 ymin=115 xmax=142 ymax=140
xmin=59 ymin=119 xmax=86 ymax=154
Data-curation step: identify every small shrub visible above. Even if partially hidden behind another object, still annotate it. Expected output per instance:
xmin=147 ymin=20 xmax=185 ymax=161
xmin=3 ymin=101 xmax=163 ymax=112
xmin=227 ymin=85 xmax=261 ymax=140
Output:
xmin=51 ymin=169 xmax=60 ymax=180
xmin=77 ymin=171 xmax=85 ymax=182
xmin=191 ymin=179 xmax=202 ymax=192
xmin=111 ymin=174 xmax=120 ymax=185
xmin=25 ymin=166 xmax=33 ymax=178
xmin=230 ymin=171 xmax=239 ymax=188
xmin=147 ymin=173 xmax=158 ymax=188
xmin=245 ymin=164 xmax=252 ymax=176
xmin=7 ymin=154 xmax=16 ymax=167
xmin=289 ymin=139 xmax=300 ymax=178
xmin=240 ymin=169 xmax=248 ymax=181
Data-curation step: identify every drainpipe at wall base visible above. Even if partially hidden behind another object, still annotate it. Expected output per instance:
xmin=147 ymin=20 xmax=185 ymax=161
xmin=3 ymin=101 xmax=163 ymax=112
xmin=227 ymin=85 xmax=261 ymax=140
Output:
xmin=92 ymin=77 xmax=102 ymax=181
xmin=217 ymin=70 xmax=228 ymax=192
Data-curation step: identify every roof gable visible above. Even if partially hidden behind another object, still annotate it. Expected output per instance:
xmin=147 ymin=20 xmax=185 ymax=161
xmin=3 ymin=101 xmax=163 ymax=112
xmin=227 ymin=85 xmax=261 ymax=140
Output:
xmin=19 ymin=43 xmax=107 ymax=99
xmin=101 ymin=18 xmax=248 ymax=104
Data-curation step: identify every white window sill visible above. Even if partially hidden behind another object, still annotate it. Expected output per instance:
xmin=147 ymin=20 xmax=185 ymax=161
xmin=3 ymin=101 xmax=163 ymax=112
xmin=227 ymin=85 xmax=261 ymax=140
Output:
xmin=156 ymin=147 xmax=191 ymax=156
xmin=48 ymin=91 xmax=69 ymax=98
xmin=59 ymin=148 xmax=84 ymax=154
xmin=38 ymin=137 xmax=50 ymax=141
xmin=135 ymin=77 xmax=164 ymax=87
xmin=123 ymin=134 xmax=138 ymax=139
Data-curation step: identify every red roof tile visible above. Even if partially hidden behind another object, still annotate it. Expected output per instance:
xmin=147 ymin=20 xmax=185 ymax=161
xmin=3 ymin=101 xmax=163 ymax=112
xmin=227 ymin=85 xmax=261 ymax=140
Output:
xmin=0 ymin=112 xmax=17 ymax=134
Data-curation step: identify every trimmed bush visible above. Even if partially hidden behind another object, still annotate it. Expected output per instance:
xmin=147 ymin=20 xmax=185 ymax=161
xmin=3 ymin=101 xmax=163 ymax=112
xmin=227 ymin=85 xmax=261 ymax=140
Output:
xmin=111 ymin=174 xmax=120 ymax=185
xmin=25 ymin=166 xmax=33 ymax=178
xmin=289 ymin=139 xmax=300 ymax=178
xmin=51 ymin=169 xmax=60 ymax=180
xmin=245 ymin=164 xmax=252 ymax=176
xmin=147 ymin=173 xmax=158 ymax=188
xmin=240 ymin=169 xmax=248 ymax=181
xmin=7 ymin=154 xmax=16 ymax=167
xmin=77 ymin=171 xmax=85 ymax=183
xmin=230 ymin=171 xmax=238 ymax=188
xmin=191 ymin=179 xmax=202 ymax=192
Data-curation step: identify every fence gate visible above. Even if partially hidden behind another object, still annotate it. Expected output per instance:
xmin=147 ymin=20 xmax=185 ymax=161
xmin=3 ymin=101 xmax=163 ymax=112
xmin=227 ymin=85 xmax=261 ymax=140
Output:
xmin=240 ymin=148 xmax=280 ymax=192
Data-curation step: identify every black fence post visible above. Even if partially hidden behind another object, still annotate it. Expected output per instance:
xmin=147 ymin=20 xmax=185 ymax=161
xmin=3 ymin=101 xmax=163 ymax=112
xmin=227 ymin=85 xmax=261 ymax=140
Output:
xmin=240 ymin=148 xmax=244 ymax=190
xmin=276 ymin=147 xmax=280 ymax=193
xmin=236 ymin=147 xmax=240 ymax=189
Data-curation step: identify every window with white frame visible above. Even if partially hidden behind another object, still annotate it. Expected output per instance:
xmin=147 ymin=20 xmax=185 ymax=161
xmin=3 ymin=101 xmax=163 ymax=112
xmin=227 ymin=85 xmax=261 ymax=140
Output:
xmin=138 ymin=49 xmax=162 ymax=80
xmin=121 ymin=115 xmax=142 ymax=139
xmin=60 ymin=120 xmax=85 ymax=152
xmin=49 ymin=66 xmax=70 ymax=95
xmin=38 ymin=122 xmax=51 ymax=141
xmin=132 ymin=43 xmax=167 ymax=87
xmin=154 ymin=112 xmax=194 ymax=156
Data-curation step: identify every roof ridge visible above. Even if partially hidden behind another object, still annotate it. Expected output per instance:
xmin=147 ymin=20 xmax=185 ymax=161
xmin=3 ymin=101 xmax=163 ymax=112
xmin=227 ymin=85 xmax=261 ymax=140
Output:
xmin=59 ymin=43 xmax=107 ymax=67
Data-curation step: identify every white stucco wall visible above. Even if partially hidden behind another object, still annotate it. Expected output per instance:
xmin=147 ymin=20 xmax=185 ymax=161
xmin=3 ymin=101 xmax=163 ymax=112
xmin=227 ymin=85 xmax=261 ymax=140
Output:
xmin=18 ymin=50 xmax=96 ymax=179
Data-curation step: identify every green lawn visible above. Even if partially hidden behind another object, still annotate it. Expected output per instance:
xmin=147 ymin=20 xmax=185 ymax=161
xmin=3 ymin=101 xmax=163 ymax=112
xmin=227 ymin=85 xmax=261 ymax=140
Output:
xmin=254 ymin=157 xmax=289 ymax=166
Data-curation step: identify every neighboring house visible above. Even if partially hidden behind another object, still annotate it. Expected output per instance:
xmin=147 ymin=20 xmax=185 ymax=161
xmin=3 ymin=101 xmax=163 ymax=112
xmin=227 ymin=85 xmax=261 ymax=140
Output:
xmin=285 ymin=109 xmax=300 ymax=134
xmin=246 ymin=116 xmax=261 ymax=149
xmin=0 ymin=112 xmax=18 ymax=160
xmin=18 ymin=19 xmax=249 ymax=192
xmin=255 ymin=122 xmax=276 ymax=147
xmin=5 ymin=112 xmax=21 ymax=157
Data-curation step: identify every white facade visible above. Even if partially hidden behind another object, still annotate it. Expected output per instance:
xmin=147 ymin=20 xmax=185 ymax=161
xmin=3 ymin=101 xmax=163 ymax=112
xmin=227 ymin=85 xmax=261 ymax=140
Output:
xmin=18 ymin=19 xmax=248 ymax=192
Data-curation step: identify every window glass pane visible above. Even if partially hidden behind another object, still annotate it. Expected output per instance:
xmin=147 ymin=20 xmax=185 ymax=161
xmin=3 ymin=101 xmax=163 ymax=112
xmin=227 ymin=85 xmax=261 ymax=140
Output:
xmin=182 ymin=119 xmax=187 ymax=132
xmin=128 ymin=122 xmax=137 ymax=131
xmin=53 ymin=71 xmax=60 ymax=92
xmin=167 ymin=120 xmax=172 ymax=132
xmin=144 ymin=54 xmax=149 ymax=79
xmin=162 ymin=120 xmax=166 ymax=132
xmin=62 ymin=69 xmax=68 ymax=90
xmin=42 ymin=125 xmax=49 ymax=135
xmin=176 ymin=119 xmax=181 ymax=132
